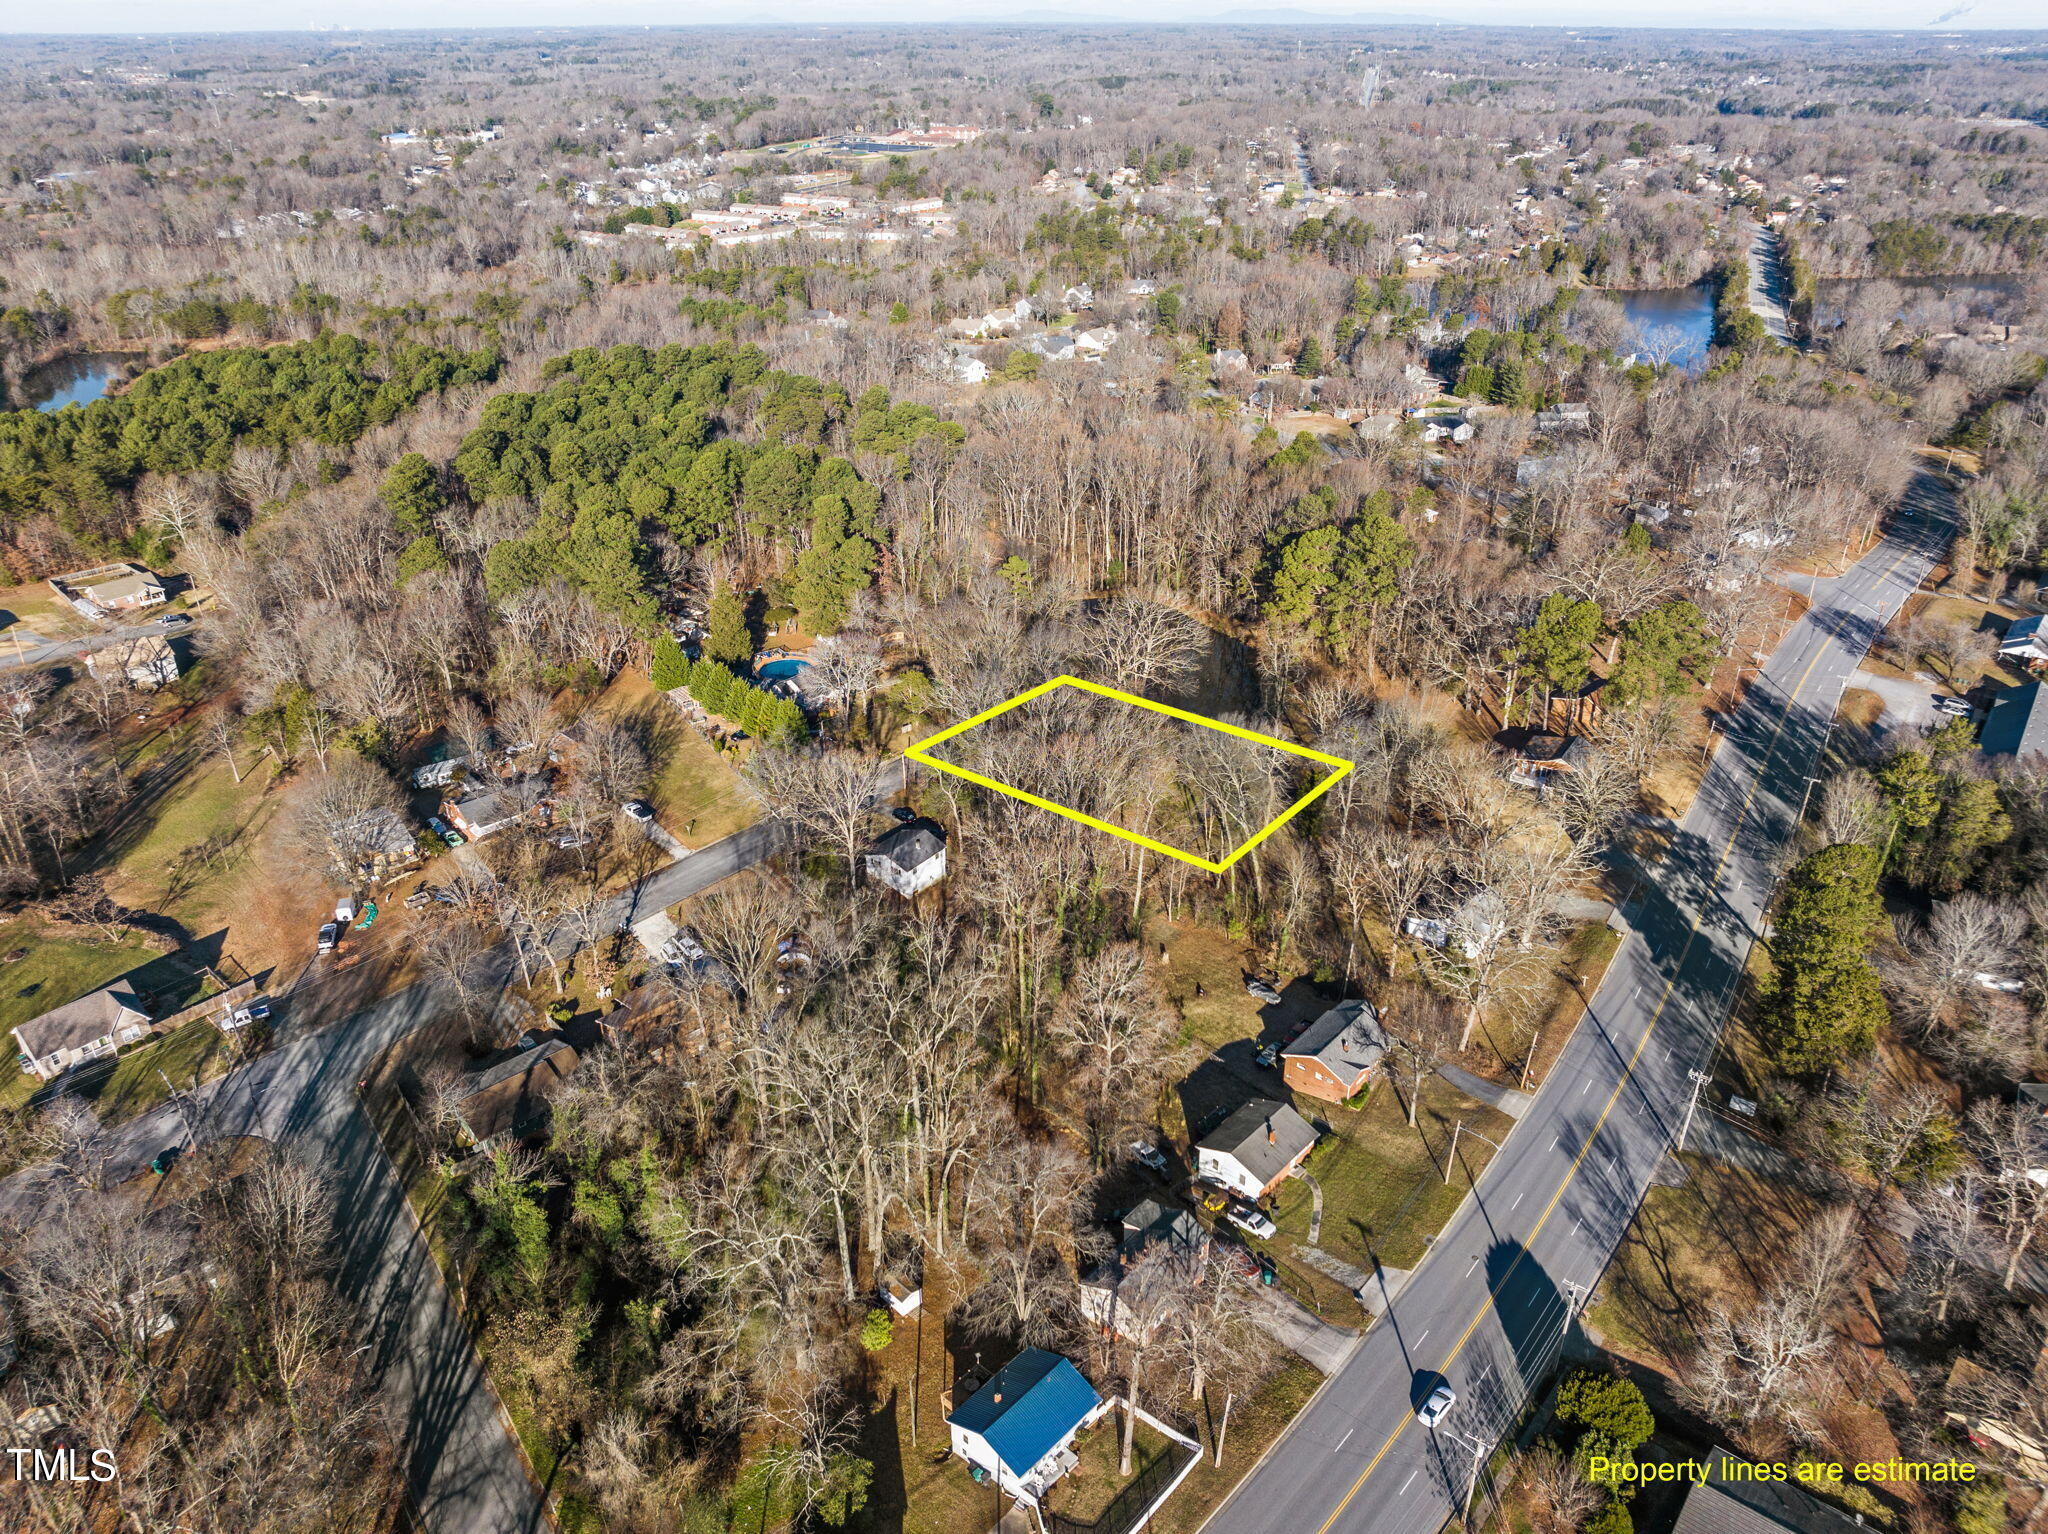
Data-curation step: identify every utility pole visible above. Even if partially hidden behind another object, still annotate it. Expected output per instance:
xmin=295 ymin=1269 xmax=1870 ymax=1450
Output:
xmin=1443 ymin=1121 xmax=1504 ymax=1185
xmin=1676 ymin=1068 xmax=1712 ymax=1154
xmin=1214 ymin=1390 xmax=1235 ymax=1467
xmin=1439 ymin=1419 xmax=1492 ymax=1512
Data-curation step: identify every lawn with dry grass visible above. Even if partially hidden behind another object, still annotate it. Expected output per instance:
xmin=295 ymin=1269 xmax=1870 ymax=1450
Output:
xmin=588 ymin=668 xmax=758 ymax=846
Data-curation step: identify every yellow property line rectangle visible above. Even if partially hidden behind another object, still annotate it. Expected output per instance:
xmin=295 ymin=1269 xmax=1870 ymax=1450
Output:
xmin=902 ymin=675 xmax=1352 ymax=873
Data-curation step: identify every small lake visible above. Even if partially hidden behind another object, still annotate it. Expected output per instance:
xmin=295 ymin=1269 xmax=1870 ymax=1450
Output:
xmin=18 ymin=352 xmax=128 ymax=412
xmin=1612 ymin=283 xmax=1715 ymax=375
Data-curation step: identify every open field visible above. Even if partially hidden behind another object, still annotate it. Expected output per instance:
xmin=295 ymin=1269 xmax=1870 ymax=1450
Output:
xmin=0 ymin=916 xmax=162 ymax=1039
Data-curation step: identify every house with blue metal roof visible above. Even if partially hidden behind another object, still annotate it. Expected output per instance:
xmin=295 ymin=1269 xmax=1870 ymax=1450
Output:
xmin=945 ymin=1347 xmax=1107 ymax=1504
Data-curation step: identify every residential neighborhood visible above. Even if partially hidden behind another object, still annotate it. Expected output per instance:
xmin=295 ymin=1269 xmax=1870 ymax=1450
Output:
xmin=1 ymin=18 xmax=2047 ymax=1534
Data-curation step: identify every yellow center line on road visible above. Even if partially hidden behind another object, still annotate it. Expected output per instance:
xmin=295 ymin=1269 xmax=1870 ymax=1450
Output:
xmin=1308 ymin=534 xmax=1924 ymax=1534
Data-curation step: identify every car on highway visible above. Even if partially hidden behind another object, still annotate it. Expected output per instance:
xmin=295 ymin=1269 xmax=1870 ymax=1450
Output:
xmin=1416 ymin=1382 xmax=1456 ymax=1428
xmin=1932 ymin=694 xmax=1973 ymax=717
xmin=1129 ymin=1141 xmax=1170 ymax=1174
xmin=1245 ymin=976 xmax=1283 ymax=1006
xmin=1226 ymin=1205 xmax=1278 ymax=1241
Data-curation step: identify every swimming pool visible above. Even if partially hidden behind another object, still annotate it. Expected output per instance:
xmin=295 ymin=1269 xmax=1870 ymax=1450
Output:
xmin=757 ymin=657 xmax=810 ymax=681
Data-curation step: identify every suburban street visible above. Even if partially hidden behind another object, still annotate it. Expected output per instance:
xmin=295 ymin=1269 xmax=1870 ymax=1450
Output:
xmin=0 ymin=757 xmax=905 ymax=1534
xmin=0 ymin=609 xmax=197 ymax=672
xmin=1209 ymin=472 xmax=1953 ymax=1534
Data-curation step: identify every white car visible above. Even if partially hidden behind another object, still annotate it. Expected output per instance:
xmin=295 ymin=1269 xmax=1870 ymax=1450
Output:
xmin=1226 ymin=1205 xmax=1278 ymax=1241
xmin=1417 ymin=1383 xmax=1456 ymax=1428
xmin=1932 ymin=694 xmax=1973 ymax=717
xmin=623 ymin=801 xmax=655 ymax=822
xmin=1129 ymin=1141 xmax=1170 ymax=1174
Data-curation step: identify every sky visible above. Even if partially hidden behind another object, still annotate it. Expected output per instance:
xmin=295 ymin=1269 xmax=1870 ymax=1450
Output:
xmin=5 ymin=0 xmax=2046 ymax=32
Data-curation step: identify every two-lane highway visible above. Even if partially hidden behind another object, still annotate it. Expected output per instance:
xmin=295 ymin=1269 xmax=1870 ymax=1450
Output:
xmin=1212 ymin=474 xmax=1952 ymax=1534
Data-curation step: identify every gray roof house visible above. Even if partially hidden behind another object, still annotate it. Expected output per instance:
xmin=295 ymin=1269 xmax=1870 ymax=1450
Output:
xmin=1982 ymin=682 xmax=2048 ymax=763
xmin=865 ymin=820 xmax=946 ymax=898
xmin=1281 ymin=999 xmax=1389 ymax=1104
xmin=1196 ymin=1098 xmax=1319 ymax=1201
xmin=14 ymin=981 xmax=153 ymax=1080
xmin=1670 ymin=1447 xmax=1870 ymax=1534
xmin=1079 ymin=1197 xmax=1211 ymax=1338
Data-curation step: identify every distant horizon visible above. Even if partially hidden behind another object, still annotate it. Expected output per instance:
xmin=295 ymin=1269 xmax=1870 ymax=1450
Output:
xmin=6 ymin=4 xmax=2048 ymax=38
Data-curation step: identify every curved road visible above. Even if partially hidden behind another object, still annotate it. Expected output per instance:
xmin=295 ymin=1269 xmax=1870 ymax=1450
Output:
xmin=0 ymin=761 xmax=901 ymax=1534
xmin=1210 ymin=475 xmax=1952 ymax=1534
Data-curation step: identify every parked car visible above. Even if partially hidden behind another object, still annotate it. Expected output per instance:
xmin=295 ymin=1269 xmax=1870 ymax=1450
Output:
xmin=553 ymin=830 xmax=593 ymax=849
xmin=1933 ymin=694 xmax=1974 ymax=717
xmin=1416 ymin=1383 xmax=1456 ymax=1428
xmin=623 ymin=800 xmax=655 ymax=823
xmin=662 ymin=927 xmax=709 ymax=968
xmin=316 ymin=922 xmax=342 ymax=953
xmin=427 ymin=815 xmax=464 ymax=847
xmin=404 ymin=889 xmax=435 ymax=910
xmin=1129 ymin=1141 xmax=1170 ymax=1174
xmin=157 ymin=613 xmax=192 ymax=627
xmin=150 ymin=1147 xmax=183 ymax=1176
xmin=1255 ymin=1041 xmax=1280 ymax=1069
xmin=1226 ymin=1205 xmax=1278 ymax=1241
xmin=1245 ymin=976 xmax=1283 ymax=1006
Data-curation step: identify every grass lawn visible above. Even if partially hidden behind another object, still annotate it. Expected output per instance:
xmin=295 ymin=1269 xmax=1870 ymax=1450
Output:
xmin=1268 ymin=1075 xmax=1512 ymax=1274
xmin=0 ymin=579 xmax=90 ymax=642
xmin=91 ymin=1017 xmax=240 ymax=1125
xmin=1587 ymin=1157 xmax=1816 ymax=1368
xmin=1151 ymin=917 xmax=1271 ymax=1053
xmin=0 ymin=918 xmax=163 ymax=1039
xmin=853 ymin=1268 xmax=1003 ymax=1534
xmin=1145 ymin=1362 xmax=1323 ymax=1534
xmin=97 ymin=745 xmax=280 ymax=935
xmin=590 ymin=669 xmax=758 ymax=846
xmin=1043 ymin=1417 xmax=1179 ymax=1524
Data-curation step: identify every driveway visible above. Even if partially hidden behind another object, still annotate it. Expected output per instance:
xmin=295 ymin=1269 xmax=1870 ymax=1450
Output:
xmin=1849 ymin=667 xmax=1943 ymax=733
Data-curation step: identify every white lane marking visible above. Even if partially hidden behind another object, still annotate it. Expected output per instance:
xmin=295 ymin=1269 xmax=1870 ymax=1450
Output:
xmin=1466 ymin=1257 xmax=1480 ymax=1275
xmin=1336 ymin=1428 xmax=1354 ymax=1452
xmin=1399 ymin=1471 xmax=1418 ymax=1495
xmin=1511 ymin=1192 xmax=1525 ymax=1209
xmin=1581 ymin=1080 xmax=1592 ymax=1096
xmin=1416 ymin=1329 xmax=1429 ymax=1344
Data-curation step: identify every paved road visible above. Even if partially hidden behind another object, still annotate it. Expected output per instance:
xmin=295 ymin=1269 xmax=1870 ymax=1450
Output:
xmin=0 ymin=610 xmax=196 ymax=672
xmin=1210 ymin=473 xmax=1952 ymax=1534
xmin=0 ymin=758 xmax=905 ymax=1533
xmin=1744 ymin=221 xmax=1796 ymax=346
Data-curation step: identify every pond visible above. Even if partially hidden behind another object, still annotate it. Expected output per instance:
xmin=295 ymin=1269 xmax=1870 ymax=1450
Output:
xmin=17 ymin=352 xmax=128 ymax=412
xmin=1610 ymin=283 xmax=1715 ymax=375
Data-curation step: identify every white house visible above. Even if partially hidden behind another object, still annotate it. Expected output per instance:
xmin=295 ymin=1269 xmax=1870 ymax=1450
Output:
xmin=1999 ymin=615 xmax=2048 ymax=669
xmin=1196 ymin=1099 xmax=1318 ymax=1201
xmin=865 ymin=821 xmax=946 ymax=898
xmin=946 ymin=1348 xmax=1107 ymax=1505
